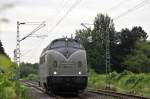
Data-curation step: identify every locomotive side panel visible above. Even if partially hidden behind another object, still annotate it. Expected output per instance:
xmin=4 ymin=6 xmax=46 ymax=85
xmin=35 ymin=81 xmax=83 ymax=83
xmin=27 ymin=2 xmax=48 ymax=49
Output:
xmin=39 ymin=54 xmax=48 ymax=83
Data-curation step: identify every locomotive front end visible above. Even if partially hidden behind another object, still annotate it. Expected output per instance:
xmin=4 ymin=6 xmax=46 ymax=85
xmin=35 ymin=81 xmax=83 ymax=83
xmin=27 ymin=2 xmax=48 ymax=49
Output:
xmin=39 ymin=38 xmax=88 ymax=94
xmin=47 ymin=49 xmax=88 ymax=93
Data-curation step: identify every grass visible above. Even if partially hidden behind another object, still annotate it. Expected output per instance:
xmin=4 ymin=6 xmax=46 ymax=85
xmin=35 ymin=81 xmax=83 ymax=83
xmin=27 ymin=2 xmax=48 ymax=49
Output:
xmin=88 ymin=69 xmax=150 ymax=97
xmin=20 ymin=85 xmax=30 ymax=99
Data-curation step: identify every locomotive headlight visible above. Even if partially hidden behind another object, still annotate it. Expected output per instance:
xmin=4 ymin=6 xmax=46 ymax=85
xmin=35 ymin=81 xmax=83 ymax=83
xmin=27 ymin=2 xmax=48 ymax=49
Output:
xmin=78 ymin=71 xmax=82 ymax=75
xmin=53 ymin=71 xmax=57 ymax=75
xmin=78 ymin=61 xmax=82 ymax=67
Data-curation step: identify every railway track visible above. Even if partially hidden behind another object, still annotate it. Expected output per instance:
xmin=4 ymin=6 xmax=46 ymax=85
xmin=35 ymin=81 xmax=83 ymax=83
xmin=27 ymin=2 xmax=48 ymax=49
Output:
xmin=87 ymin=88 xmax=150 ymax=99
xmin=21 ymin=80 xmax=150 ymax=99
xmin=22 ymin=80 xmax=84 ymax=99
xmin=22 ymin=80 xmax=64 ymax=99
xmin=22 ymin=80 xmax=107 ymax=99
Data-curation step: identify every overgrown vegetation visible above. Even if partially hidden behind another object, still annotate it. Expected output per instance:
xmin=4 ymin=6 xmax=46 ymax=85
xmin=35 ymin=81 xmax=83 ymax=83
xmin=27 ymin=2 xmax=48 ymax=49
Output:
xmin=0 ymin=55 xmax=30 ymax=99
xmin=123 ymin=41 xmax=150 ymax=73
xmin=88 ymin=68 xmax=150 ymax=97
xmin=0 ymin=12 xmax=149 ymax=98
xmin=20 ymin=62 xmax=38 ymax=78
xmin=78 ymin=14 xmax=150 ymax=97
xmin=75 ymin=13 xmax=149 ymax=73
xmin=0 ymin=41 xmax=29 ymax=99
xmin=24 ymin=73 xmax=38 ymax=81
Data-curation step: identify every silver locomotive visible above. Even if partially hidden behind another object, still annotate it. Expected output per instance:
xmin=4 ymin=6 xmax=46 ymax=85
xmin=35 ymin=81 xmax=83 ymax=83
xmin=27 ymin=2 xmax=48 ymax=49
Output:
xmin=38 ymin=38 xmax=88 ymax=94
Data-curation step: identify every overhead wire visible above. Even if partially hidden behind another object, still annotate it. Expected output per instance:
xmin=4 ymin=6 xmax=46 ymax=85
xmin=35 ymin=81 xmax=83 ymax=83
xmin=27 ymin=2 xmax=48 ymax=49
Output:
xmin=20 ymin=0 xmax=69 ymax=59
xmin=114 ymin=0 xmax=150 ymax=20
xmin=34 ymin=0 xmax=82 ymax=45
xmin=21 ymin=0 xmax=83 ymax=63
xmin=47 ymin=0 xmax=82 ymax=34
xmin=57 ymin=0 xmax=71 ymax=12
xmin=24 ymin=0 xmax=150 ymax=62
xmin=21 ymin=0 xmax=150 ymax=63
xmin=20 ymin=0 xmax=69 ymax=60
xmin=108 ymin=0 xmax=132 ymax=12
xmin=44 ymin=0 xmax=71 ymax=24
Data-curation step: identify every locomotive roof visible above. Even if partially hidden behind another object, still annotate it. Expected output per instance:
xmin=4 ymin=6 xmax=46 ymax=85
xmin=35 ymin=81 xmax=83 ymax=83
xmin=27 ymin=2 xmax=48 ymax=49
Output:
xmin=41 ymin=38 xmax=81 ymax=54
xmin=51 ymin=38 xmax=79 ymax=43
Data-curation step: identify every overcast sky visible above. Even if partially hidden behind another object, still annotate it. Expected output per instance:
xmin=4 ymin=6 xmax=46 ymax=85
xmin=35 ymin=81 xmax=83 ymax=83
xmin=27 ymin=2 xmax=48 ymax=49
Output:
xmin=0 ymin=0 xmax=150 ymax=63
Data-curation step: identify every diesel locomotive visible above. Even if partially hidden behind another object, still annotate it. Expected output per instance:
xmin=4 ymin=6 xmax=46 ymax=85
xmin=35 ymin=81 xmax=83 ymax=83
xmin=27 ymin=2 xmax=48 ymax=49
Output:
xmin=38 ymin=38 xmax=88 ymax=94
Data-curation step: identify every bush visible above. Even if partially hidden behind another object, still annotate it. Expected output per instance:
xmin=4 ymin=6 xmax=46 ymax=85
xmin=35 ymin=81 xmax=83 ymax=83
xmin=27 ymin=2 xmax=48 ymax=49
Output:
xmin=88 ymin=68 xmax=150 ymax=97
xmin=123 ymin=41 xmax=150 ymax=73
xmin=26 ymin=74 xmax=37 ymax=81
xmin=0 ymin=55 xmax=29 ymax=98
xmin=20 ymin=63 xmax=38 ymax=78
xmin=20 ymin=85 xmax=29 ymax=99
xmin=111 ymin=71 xmax=117 ymax=78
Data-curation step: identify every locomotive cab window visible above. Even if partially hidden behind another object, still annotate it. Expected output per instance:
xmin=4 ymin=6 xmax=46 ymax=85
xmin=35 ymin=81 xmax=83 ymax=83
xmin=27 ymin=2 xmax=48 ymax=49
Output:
xmin=50 ymin=40 xmax=66 ymax=49
xmin=49 ymin=39 xmax=84 ymax=49
xmin=68 ymin=40 xmax=84 ymax=49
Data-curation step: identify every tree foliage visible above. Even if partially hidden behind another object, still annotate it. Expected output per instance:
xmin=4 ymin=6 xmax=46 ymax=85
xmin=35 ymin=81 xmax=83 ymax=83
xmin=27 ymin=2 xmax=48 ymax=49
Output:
xmin=123 ymin=41 xmax=150 ymax=73
xmin=20 ymin=62 xmax=38 ymax=78
xmin=0 ymin=40 xmax=18 ymax=98
xmin=113 ymin=26 xmax=148 ymax=71
xmin=76 ymin=14 xmax=116 ymax=73
xmin=0 ymin=40 xmax=5 ymax=55
xmin=75 ymin=13 xmax=149 ymax=73
xmin=0 ymin=55 xmax=18 ymax=99
xmin=0 ymin=40 xmax=10 ymax=59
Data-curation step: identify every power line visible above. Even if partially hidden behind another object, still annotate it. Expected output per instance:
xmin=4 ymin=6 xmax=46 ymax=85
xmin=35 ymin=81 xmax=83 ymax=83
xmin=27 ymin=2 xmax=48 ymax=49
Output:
xmin=21 ymin=39 xmax=43 ymax=58
xmin=108 ymin=0 xmax=132 ymax=12
xmin=20 ymin=0 xmax=73 ymax=57
xmin=44 ymin=0 xmax=72 ymax=25
xmin=47 ymin=0 xmax=82 ymax=34
xmin=36 ymin=0 xmax=82 ymax=43
xmin=81 ymin=0 xmax=150 ymax=88
xmin=14 ymin=21 xmax=46 ymax=79
xmin=82 ymin=0 xmax=149 ymax=24
xmin=19 ymin=21 xmax=46 ymax=42
xmin=114 ymin=0 xmax=150 ymax=20
xmin=22 ymin=0 xmax=83 ymax=62
xmin=57 ymin=0 xmax=71 ymax=12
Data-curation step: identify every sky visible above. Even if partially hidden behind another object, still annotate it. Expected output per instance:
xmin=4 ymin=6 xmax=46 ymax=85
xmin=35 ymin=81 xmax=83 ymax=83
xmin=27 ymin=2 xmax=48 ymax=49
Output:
xmin=0 ymin=0 xmax=150 ymax=63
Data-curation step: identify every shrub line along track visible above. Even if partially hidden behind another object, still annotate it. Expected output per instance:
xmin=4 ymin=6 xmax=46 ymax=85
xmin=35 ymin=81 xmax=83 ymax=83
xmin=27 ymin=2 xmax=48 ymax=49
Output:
xmin=88 ymin=88 xmax=150 ymax=99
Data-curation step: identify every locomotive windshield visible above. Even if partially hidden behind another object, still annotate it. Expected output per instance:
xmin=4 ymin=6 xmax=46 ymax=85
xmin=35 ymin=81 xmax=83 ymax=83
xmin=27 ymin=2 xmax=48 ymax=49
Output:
xmin=51 ymin=40 xmax=65 ymax=48
xmin=68 ymin=40 xmax=83 ymax=48
xmin=50 ymin=39 xmax=84 ymax=49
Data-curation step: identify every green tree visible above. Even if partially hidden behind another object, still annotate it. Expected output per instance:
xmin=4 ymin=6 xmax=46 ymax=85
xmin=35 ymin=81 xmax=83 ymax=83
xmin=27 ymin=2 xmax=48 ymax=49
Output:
xmin=123 ymin=41 xmax=150 ymax=73
xmin=20 ymin=62 xmax=38 ymax=78
xmin=75 ymin=13 xmax=148 ymax=73
xmin=119 ymin=26 xmax=147 ymax=52
xmin=0 ymin=40 xmax=5 ymax=54
xmin=75 ymin=28 xmax=91 ymax=50
xmin=76 ymin=14 xmax=115 ymax=73
xmin=114 ymin=26 xmax=148 ymax=72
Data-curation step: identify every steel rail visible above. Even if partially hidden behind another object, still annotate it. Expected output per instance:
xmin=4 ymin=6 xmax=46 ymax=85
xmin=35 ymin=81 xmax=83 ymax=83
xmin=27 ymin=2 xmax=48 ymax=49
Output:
xmin=22 ymin=80 xmax=64 ymax=99
xmin=88 ymin=88 xmax=150 ymax=99
xmin=22 ymin=80 xmax=150 ymax=99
